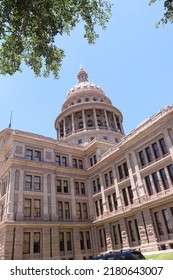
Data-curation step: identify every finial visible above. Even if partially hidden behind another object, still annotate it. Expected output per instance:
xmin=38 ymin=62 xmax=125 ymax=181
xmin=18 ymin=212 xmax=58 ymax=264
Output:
xmin=77 ymin=68 xmax=88 ymax=82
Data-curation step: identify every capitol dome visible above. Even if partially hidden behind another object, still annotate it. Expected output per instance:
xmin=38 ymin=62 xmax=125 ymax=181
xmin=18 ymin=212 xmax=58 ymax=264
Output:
xmin=62 ymin=69 xmax=112 ymax=111
xmin=55 ymin=69 xmax=124 ymax=145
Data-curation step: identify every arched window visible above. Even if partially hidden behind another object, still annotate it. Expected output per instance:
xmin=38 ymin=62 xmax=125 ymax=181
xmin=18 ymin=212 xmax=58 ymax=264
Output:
xmin=78 ymin=121 xmax=83 ymax=129
xmin=97 ymin=119 xmax=102 ymax=126
xmin=87 ymin=120 xmax=93 ymax=127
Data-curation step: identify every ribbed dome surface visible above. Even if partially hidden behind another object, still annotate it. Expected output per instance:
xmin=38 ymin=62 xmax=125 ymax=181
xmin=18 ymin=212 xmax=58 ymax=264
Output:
xmin=66 ymin=69 xmax=105 ymax=99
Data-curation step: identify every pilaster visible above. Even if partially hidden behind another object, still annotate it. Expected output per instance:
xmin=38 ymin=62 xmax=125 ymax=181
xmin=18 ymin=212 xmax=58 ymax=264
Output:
xmin=16 ymin=170 xmax=24 ymax=220
xmin=50 ymin=174 xmax=57 ymax=221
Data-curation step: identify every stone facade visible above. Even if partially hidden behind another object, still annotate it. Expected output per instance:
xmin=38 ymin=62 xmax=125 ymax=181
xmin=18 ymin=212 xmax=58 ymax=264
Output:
xmin=0 ymin=69 xmax=173 ymax=259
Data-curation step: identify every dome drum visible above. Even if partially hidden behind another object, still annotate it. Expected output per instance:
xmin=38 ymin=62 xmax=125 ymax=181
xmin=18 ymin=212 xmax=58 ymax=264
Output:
xmin=55 ymin=69 xmax=125 ymax=145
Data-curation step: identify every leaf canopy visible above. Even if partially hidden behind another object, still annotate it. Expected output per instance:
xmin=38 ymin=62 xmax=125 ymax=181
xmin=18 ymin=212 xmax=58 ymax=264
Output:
xmin=149 ymin=0 xmax=173 ymax=26
xmin=0 ymin=0 xmax=112 ymax=78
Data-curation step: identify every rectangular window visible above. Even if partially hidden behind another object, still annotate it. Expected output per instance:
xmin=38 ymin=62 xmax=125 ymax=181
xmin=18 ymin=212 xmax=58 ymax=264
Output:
xmin=152 ymin=172 xmax=161 ymax=192
xmin=57 ymin=201 xmax=63 ymax=219
xmin=33 ymin=232 xmax=40 ymax=253
xmin=162 ymin=209 xmax=173 ymax=234
xmin=104 ymin=173 xmax=109 ymax=187
xmin=159 ymin=168 xmax=169 ymax=189
xmin=159 ymin=138 xmax=168 ymax=155
xmin=99 ymin=229 xmax=103 ymax=248
xmin=95 ymin=201 xmax=99 ymax=217
xmin=145 ymin=146 xmax=153 ymax=163
xmin=93 ymin=180 xmax=96 ymax=193
xmin=66 ymin=232 xmax=72 ymax=251
xmin=76 ymin=203 xmax=82 ymax=219
xmin=118 ymin=165 xmax=123 ymax=180
xmin=118 ymin=224 xmax=122 ymax=244
xmin=94 ymin=155 xmax=97 ymax=164
xmin=24 ymin=199 xmax=31 ymax=217
xmin=34 ymin=199 xmax=41 ymax=217
xmin=73 ymin=158 xmax=77 ymax=168
xmin=167 ymin=165 xmax=173 ymax=183
xmin=152 ymin=142 xmax=160 ymax=159
xmin=122 ymin=188 xmax=128 ymax=206
xmin=99 ymin=199 xmax=103 ymax=215
xmin=34 ymin=176 xmax=41 ymax=191
xmin=83 ymin=203 xmax=88 ymax=219
xmin=134 ymin=219 xmax=140 ymax=241
xmin=56 ymin=155 xmax=61 ymax=166
xmin=59 ymin=232 xmax=64 ymax=252
xmin=90 ymin=158 xmax=93 ymax=167
xmin=145 ymin=176 xmax=153 ymax=195
xmin=57 ymin=179 xmax=62 ymax=192
xmin=23 ymin=232 xmax=30 ymax=254
xmin=63 ymin=180 xmax=68 ymax=193
xmin=86 ymin=231 xmax=91 ymax=249
xmin=97 ymin=178 xmax=101 ymax=191
xmin=128 ymin=221 xmax=136 ymax=241
xmin=62 ymin=156 xmax=67 ymax=167
xmin=112 ymin=225 xmax=118 ymax=244
xmin=80 ymin=232 xmax=85 ymax=250
xmin=127 ymin=186 xmax=133 ymax=204
xmin=75 ymin=182 xmax=80 ymax=195
xmin=25 ymin=175 xmax=32 ymax=190
xmin=79 ymin=160 xmax=83 ymax=169
xmin=108 ymin=195 xmax=113 ymax=212
xmin=65 ymin=202 xmax=70 ymax=219
xmin=109 ymin=170 xmax=114 ymax=185
xmin=112 ymin=193 xmax=118 ymax=210
xmin=26 ymin=149 xmax=33 ymax=160
xmin=123 ymin=162 xmax=129 ymax=177
xmin=81 ymin=182 xmax=85 ymax=195
xmin=34 ymin=151 xmax=41 ymax=162
xmin=139 ymin=151 xmax=146 ymax=167
xmin=154 ymin=211 xmax=164 ymax=236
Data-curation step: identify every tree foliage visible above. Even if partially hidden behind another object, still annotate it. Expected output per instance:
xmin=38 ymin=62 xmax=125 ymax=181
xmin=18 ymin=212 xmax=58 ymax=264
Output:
xmin=149 ymin=0 xmax=173 ymax=26
xmin=0 ymin=0 xmax=112 ymax=78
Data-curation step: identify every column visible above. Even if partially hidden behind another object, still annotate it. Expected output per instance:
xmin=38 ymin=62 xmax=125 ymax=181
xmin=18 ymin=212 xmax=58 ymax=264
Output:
xmin=120 ymin=119 xmax=124 ymax=134
xmin=104 ymin=222 xmax=113 ymax=251
xmin=73 ymin=227 xmax=83 ymax=259
xmin=126 ymin=154 xmax=139 ymax=205
xmin=135 ymin=211 xmax=149 ymax=247
xmin=5 ymin=169 xmax=15 ymax=221
xmin=104 ymin=109 xmax=109 ymax=128
xmin=86 ymin=179 xmax=93 ymax=221
xmin=63 ymin=118 xmax=66 ymax=137
xmin=99 ymin=173 xmax=107 ymax=216
xmin=93 ymin=109 xmax=98 ymax=129
xmin=91 ymin=226 xmax=99 ymax=256
xmin=70 ymin=177 xmax=76 ymax=220
xmin=50 ymin=174 xmax=57 ymax=221
xmin=43 ymin=174 xmax=49 ymax=221
xmin=16 ymin=170 xmax=24 ymax=220
xmin=141 ymin=209 xmax=159 ymax=251
xmin=82 ymin=110 xmax=86 ymax=129
xmin=52 ymin=227 xmax=60 ymax=259
xmin=131 ymin=151 xmax=147 ymax=203
xmin=113 ymin=113 xmax=118 ymax=131
xmin=14 ymin=227 xmax=23 ymax=259
xmin=43 ymin=227 xmax=51 ymax=259
xmin=71 ymin=112 xmax=75 ymax=133
xmin=111 ymin=165 xmax=123 ymax=211
xmin=119 ymin=218 xmax=129 ymax=249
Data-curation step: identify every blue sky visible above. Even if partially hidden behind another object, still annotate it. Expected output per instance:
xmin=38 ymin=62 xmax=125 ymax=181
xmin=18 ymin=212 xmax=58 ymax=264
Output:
xmin=0 ymin=0 xmax=172 ymax=139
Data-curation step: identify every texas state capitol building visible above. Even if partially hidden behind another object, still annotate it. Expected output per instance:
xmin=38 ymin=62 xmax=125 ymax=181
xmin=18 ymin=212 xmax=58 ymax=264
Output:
xmin=0 ymin=69 xmax=173 ymax=260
